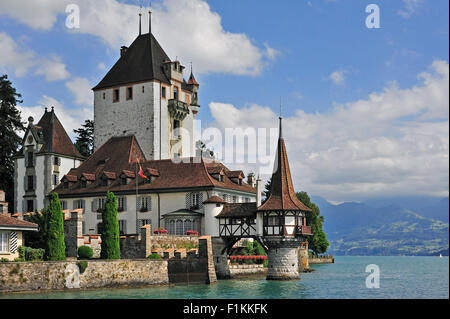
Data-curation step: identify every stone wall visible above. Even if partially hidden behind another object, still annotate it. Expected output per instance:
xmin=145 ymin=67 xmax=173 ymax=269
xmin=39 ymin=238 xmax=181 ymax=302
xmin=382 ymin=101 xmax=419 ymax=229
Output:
xmin=309 ymin=256 xmax=335 ymax=264
xmin=211 ymin=237 xmax=231 ymax=279
xmin=0 ymin=236 xmax=217 ymax=293
xmin=0 ymin=259 xmax=168 ymax=293
xmin=229 ymin=264 xmax=266 ymax=277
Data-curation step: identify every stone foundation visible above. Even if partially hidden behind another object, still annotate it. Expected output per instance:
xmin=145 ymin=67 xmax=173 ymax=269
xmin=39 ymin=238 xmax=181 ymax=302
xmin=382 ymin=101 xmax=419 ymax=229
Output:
xmin=266 ymin=237 xmax=301 ymax=280
xmin=211 ymin=237 xmax=231 ymax=279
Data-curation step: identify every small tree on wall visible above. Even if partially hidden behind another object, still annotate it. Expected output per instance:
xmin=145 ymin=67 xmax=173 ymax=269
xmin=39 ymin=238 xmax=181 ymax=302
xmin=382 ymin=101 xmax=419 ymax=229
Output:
xmin=46 ymin=193 xmax=66 ymax=261
xmin=100 ymin=191 xmax=121 ymax=259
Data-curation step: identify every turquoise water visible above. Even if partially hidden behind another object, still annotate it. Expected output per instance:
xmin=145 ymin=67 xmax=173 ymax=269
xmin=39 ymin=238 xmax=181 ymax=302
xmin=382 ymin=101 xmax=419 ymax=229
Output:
xmin=1 ymin=256 xmax=448 ymax=299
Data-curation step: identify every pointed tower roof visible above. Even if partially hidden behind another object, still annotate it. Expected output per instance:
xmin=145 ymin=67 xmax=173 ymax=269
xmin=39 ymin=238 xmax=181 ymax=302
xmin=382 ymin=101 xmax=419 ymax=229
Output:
xmin=93 ymin=33 xmax=171 ymax=90
xmin=187 ymin=72 xmax=199 ymax=86
xmin=258 ymin=118 xmax=311 ymax=212
xmin=34 ymin=108 xmax=83 ymax=158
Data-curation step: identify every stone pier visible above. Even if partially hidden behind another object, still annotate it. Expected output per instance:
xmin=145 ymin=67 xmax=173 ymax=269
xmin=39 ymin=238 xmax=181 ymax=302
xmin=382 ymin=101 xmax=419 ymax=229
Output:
xmin=211 ymin=237 xmax=231 ymax=279
xmin=266 ymin=237 xmax=301 ymax=280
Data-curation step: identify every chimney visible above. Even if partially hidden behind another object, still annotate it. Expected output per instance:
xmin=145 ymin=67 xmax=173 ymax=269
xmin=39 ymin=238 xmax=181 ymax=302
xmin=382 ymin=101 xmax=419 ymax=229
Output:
xmin=247 ymin=173 xmax=255 ymax=188
xmin=120 ymin=46 xmax=128 ymax=57
xmin=256 ymin=177 xmax=262 ymax=207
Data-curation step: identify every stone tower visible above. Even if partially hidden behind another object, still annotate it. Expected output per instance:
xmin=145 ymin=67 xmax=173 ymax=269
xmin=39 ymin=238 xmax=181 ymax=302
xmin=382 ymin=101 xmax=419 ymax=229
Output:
xmin=92 ymin=15 xmax=200 ymax=160
xmin=257 ymin=117 xmax=313 ymax=280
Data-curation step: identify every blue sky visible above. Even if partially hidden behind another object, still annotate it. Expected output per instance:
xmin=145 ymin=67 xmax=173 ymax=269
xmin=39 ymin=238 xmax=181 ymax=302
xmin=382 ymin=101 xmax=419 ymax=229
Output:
xmin=0 ymin=0 xmax=448 ymax=201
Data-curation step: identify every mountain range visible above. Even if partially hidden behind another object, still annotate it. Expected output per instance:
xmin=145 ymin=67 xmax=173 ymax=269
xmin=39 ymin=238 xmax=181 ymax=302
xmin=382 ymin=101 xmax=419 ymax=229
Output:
xmin=310 ymin=196 xmax=449 ymax=256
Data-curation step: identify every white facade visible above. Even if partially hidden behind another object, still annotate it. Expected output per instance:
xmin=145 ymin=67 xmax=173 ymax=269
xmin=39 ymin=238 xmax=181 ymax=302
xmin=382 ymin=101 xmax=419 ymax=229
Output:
xmin=61 ymin=188 xmax=256 ymax=236
xmin=94 ymin=80 xmax=197 ymax=160
xmin=14 ymin=124 xmax=82 ymax=213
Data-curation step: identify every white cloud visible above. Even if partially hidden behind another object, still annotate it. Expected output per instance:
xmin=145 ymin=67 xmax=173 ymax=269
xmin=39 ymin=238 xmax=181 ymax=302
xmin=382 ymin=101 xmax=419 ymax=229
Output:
xmin=35 ymin=54 xmax=70 ymax=81
xmin=0 ymin=0 xmax=277 ymax=76
xmin=329 ymin=70 xmax=345 ymax=85
xmin=17 ymin=95 xmax=93 ymax=140
xmin=65 ymin=77 xmax=93 ymax=106
xmin=97 ymin=62 xmax=106 ymax=70
xmin=398 ymin=0 xmax=424 ymax=18
xmin=0 ymin=32 xmax=35 ymax=77
xmin=206 ymin=60 xmax=449 ymax=201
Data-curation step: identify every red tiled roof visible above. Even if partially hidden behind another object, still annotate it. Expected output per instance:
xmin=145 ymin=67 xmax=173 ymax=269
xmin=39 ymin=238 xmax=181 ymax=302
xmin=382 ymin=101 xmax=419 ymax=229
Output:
xmin=102 ymin=171 xmax=116 ymax=179
xmin=81 ymin=173 xmax=96 ymax=181
xmin=258 ymin=119 xmax=311 ymax=212
xmin=53 ymin=136 xmax=256 ymax=196
xmin=121 ymin=170 xmax=135 ymax=178
xmin=203 ymin=196 xmax=226 ymax=204
xmin=225 ymin=170 xmax=244 ymax=179
xmin=207 ymin=167 xmax=224 ymax=175
xmin=0 ymin=214 xmax=38 ymax=229
xmin=145 ymin=168 xmax=160 ymax=177
xmin=187 ymin=72 xmax=199 ymax=86
xmin=37 ymin=109 xmax=83 ymax=158
xmin=62 ymin=174 xmax=77 ymax=182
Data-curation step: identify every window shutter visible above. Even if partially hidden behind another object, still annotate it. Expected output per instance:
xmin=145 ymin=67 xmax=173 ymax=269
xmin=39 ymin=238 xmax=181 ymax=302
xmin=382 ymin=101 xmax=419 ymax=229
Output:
xmin=198 ymin=193 xmax=204 ymax=209
xmin=136 ymin=197 xmax=141 ymax=211
xmin=185 ymin=193 xmax=191 ymax=209
xmin=147 ymin=196 xmax=151 ymax=211
xmin=9 ymin=232 xmax=18 ymax=253
xmin=24 ymin=176 xmax=27 ymax=192
xmin=123 ymin=197 xmax=127 ymax=210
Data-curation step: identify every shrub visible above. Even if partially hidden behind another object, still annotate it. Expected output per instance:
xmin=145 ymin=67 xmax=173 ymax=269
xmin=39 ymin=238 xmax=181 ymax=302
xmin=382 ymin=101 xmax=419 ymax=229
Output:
xmin=78 ymin=246 xmax=93 ymax=259
xmin=17 ymin=246 xmax=44 ymax=261
xmin=100 ymin=191 xmax=121 ymax=259
xmin=77 ymin=261 xmax=88 ymax=274
xmin=147 ymin=253 xmax=162 ymax=259
xmin=0 ymin=258 xmax=9 ymax=262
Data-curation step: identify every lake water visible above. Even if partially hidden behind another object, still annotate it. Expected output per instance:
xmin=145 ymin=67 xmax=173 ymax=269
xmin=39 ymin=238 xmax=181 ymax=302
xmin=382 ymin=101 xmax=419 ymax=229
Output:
xmin=1 ymin=256 xmax=448 ymax=299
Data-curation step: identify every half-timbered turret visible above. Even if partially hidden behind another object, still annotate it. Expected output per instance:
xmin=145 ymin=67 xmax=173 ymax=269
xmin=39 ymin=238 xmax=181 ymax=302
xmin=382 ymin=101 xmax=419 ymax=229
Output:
xmin=256 ymin=116 xmax=312 ymax=280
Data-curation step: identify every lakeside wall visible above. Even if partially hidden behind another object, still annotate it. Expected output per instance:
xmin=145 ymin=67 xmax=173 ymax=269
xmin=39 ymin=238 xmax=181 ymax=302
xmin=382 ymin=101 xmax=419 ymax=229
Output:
xmin=0 ymin=236 xmax=216 ymax=293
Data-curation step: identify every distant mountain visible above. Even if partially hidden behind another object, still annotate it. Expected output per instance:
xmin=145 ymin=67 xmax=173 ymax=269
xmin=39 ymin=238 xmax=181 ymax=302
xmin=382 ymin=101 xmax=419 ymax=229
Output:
xmin=312 ymin=198 xmax=449 ymax=256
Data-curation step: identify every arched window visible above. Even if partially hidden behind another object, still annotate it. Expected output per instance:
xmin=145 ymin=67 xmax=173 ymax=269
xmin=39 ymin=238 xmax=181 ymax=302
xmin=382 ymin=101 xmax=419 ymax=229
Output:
xmin=168 ymin=220 xmax=175 ymax=235
xmin=176 ymin=220 xmax=183 ymax=235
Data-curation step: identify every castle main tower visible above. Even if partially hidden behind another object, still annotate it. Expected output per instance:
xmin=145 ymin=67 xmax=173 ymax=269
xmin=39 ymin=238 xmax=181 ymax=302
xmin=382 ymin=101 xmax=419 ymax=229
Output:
xmin=92 ymin=11 xmax=200 ymax=160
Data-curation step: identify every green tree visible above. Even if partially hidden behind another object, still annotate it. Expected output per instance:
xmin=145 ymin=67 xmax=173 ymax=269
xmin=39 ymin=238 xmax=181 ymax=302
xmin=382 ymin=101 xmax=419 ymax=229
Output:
xmin=24 ymin=208 xmax=49 ymax=250
xmin=46 ymin=193 xmax=66 ymax=260
xmin=0 ymin=74 xmax=25 ymax=212
xmin=100 ymin=191 xmax=121 ymax=259
xmin=73 ymin=119 xmax=94 ymax=157
xmin=262 ymin=177 xmax=272 ymax=204
xmin=296 ymin=191 xmax=329 ymax=255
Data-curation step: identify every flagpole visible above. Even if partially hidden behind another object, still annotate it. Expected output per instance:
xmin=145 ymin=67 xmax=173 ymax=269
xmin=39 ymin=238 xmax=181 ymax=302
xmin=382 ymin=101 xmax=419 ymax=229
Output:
xmin=136 ymin=159 xmax=138 ymax=234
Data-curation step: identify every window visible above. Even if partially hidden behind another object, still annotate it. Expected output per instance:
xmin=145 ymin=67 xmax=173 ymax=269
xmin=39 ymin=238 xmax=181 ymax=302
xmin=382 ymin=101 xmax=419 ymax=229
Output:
xmin=121 ymin=177 xmax=128 ymax=185
xmin=232 ymin=196 xmax=237 ymax=203
xmin=27 ymin=176 xmax=34 ymax=191
xmin=27 ymin=152 xmax=34 ymax=167
xmin=52 ymin=174 xmax=58 ymax=186
xmin=74 ymin=200 xmax=84 ymax=209
xmin=27 ymin=200 xmax=34 ymax=213
xmin=54 ymin=156 xmax=60 ymax=165
xmin=101 ymin=178 xmax=108 ymax=187
xmin=118 ymin=220 xmax=126 ymax=235
xmin=117 ymin=197 xmax=126 ymax=212
xmin=126 ymin=87 xmax=133 ymax=100
xmin=194 ymin=92 xmax=198 ymax=100
xmin=173 ymin=87 xmax=178 ymax=100
xmin=191 ymin=193 xmax=200 ymax=210
xmin=161 ymin=87 xmax=166 ymax=98
xmin=167 ymin=220 xmax=175 ymax=234
xmin=61 ymin=200 xmax=67 ymax=210
xmin=268 ymin=216 xmax=280 ymax=226
xmin=81 ymin=180 xmax=87 ymax=188
xmin=0 ymin=232 xmax=8 ymax=253
xmin=245 ymin=197 xmax=250 ymax=203
xmin=142 ymin=86 xmax=145 ymax=93
xmin=139 ymin=196 xmax=150 ymax=212
xmin=173 ymin=120 xmax=180 ymax=139
xmin=138 ymin=219 xmax=151 ymax=228
xmin=113 ymin=89 xmax=120 ymax=102
xmin=102 ymin=92 xmax=106 ymax=100
xmin=176 ymin=220 xmax=183 ymax=235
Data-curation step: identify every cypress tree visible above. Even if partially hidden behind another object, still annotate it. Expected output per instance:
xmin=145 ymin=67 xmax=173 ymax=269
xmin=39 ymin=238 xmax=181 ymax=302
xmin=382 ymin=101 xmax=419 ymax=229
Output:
xmin=46 ymin=193 xmax=66 ymax=261
xmin=100 ymin=191 xmax=121 ymax=259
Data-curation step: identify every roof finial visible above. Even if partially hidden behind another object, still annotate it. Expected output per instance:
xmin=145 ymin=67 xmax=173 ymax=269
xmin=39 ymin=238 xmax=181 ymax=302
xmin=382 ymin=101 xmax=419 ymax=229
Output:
xmin=139 ymin=2 xmax=142 ymax=35
xmin=51 ymin=106 xmax=54 ymax=112
xmin=148 ymin=1 xmax=152 ymax=35
xmin=279 ymin=97 xmax=283 ymax=139
xmin=45 ymin=107 xmax=48 ymax=113
xmin=190 ymin=61 xmax=193 ymax=75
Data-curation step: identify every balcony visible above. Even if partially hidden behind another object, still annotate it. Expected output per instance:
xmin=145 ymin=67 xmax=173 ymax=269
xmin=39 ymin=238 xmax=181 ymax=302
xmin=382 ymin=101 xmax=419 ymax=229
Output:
xmin=168 ymin=99 xmax=190 ymax=121
xmin=298 ymin=225 xmax=312 ymax=235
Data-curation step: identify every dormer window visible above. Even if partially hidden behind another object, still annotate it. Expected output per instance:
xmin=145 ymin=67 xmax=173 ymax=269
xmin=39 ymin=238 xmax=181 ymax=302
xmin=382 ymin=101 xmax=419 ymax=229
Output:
xmin=81 ymin=180 xmax=87 ymax=188
xmin=121 ymin=177 xmax=127 ymax=185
